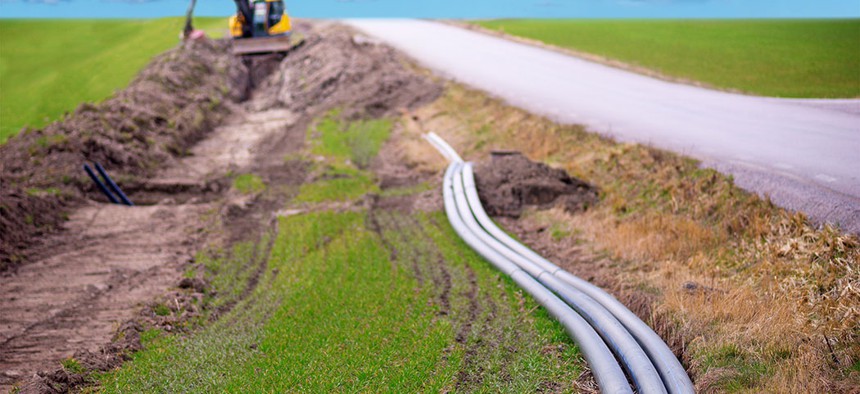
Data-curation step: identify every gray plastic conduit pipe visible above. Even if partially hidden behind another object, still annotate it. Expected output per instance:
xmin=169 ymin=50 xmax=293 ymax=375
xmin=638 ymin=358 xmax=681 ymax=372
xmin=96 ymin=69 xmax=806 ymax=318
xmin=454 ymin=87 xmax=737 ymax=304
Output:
xmin=425 ymin=132 xmax=463 ymax=163
xmin=455 ymin=164 xmax=666 ymax=394
xmin=443 ymin=162 xmax=633 ymax=394
xmin=459 ymin=163 xmax=694 ymax=394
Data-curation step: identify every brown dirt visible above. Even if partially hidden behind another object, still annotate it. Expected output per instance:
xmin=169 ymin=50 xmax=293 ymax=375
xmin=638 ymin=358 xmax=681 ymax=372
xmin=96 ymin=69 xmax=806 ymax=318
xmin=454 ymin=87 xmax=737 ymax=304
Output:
xmin=17 ymin=321 xmax=144 ymax=394
xmin=1 ymin=20 xmax=443 ymax=393
xmin=0 ymin=203 xmax=213 ymax=388
xmin=0 ymin=37 xmax=248 ymax=269
xmin=253 ymin=21 xmax=443 ymax=119
xmin=474 ymin=151 xmax=599 ymax=218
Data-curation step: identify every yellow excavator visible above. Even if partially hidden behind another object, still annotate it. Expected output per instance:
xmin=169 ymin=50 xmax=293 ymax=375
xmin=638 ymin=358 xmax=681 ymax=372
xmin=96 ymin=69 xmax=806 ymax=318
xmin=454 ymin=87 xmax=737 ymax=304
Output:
xmin=183 ymin=0 xmax=301 ymax=55
xmin=229 ymin=0 xmax=301 ymax=55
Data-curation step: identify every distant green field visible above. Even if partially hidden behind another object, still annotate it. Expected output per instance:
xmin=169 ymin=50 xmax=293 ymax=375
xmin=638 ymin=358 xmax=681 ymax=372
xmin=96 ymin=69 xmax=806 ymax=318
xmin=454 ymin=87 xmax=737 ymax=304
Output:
xmin=0 ymin=17 xmax=227 ymax=143
xmin=476 ymin=19 xmax=860 ymax=98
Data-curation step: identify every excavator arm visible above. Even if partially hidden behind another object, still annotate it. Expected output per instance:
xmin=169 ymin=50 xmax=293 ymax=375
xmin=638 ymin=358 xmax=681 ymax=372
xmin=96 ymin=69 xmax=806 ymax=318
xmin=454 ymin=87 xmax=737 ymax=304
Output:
xmin=233 ymin=0 xmax=253 ymax=38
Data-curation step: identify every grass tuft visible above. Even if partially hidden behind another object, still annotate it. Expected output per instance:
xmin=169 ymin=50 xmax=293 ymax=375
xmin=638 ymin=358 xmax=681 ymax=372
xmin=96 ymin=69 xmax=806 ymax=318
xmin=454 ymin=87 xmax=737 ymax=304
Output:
xmin=295 ymin=112 xmax=391 ymax=203
xmin=61 ymin=358 xmax=86 ymax=375
xmin=232 ymin=173 xmax=266 ymax=195
xmin=308 ymin=111 xmax=392 ymax=168
xmin=152 ymin=304 xmax=171 ymax=317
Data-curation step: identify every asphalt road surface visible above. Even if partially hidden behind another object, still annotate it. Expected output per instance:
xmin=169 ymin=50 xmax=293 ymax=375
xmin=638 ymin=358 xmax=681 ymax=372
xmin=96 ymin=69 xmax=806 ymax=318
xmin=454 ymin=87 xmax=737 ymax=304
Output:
xmin=347 ymin=19 xmax=860 ymax=233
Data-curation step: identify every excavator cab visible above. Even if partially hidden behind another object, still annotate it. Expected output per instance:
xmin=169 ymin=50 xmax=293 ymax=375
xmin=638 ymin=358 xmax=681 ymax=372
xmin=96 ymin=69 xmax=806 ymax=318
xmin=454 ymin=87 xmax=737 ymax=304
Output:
xmin=229 ymin=0 xmax=297 ymax=55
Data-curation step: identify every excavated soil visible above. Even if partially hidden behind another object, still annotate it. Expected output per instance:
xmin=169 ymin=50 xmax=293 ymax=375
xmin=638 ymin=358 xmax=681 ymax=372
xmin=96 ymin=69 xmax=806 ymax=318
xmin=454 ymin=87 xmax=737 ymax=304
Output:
xmin=0 ymin=38 xmax=247 ymax=268
xmin=252 ymin=23 xmax=442 ymax=118
xmin=474 ymin=151 xmax=599 ymax=218
xmin=1 ymin=21 xmax=442 ymax=392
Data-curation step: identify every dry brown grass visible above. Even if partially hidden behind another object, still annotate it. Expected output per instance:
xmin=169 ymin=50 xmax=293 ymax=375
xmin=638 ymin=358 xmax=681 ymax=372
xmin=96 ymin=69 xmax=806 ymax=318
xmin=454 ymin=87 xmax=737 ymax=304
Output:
xmin=401 ymin=83 xmax=860 ymax=393
xmin=392 ymin=115 xmax=448 ymax=175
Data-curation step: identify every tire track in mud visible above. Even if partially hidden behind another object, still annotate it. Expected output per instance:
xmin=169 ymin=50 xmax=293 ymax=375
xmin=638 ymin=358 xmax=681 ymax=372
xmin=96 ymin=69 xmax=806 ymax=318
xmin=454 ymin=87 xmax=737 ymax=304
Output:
xmin=366 ymin=210 xmax=456 ymax=318
xmin=424 ymin=214 xmax=499 ymax=389
xmin=411 ymin=219 xmax=456 ymax=317
xmin=366 ymin=210 xmax=413 ymax=282
xmin=210 ymin=214 xmax=281 ymax=321
xmin=453 ymin=262 xmax=484 ymax=390
xmin=365 ymin=207 xmax=489 ymax=385
xmin=369 ymin=204 xmax=559 ymax=391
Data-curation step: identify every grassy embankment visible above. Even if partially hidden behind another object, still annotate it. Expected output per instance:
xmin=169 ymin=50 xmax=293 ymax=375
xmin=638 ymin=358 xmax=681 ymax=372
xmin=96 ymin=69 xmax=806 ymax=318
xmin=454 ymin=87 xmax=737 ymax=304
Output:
xmin=0 ymin=17 xmax=227 ymax=143
xmin=475 ymin=19 xmax=860 ymax=98
xmin=403 ymin=85 xmax=859 ymax=392
xmin=94 ymin=113 xmax=588 ymax=392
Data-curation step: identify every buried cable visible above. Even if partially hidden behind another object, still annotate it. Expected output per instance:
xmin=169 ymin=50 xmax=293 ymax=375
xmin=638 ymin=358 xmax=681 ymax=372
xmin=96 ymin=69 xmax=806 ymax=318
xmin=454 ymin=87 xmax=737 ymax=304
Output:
xmin=95 ymin=163 xmax=134 ymax=206
xmin=83 ymin=164 xmax=120 ymax=204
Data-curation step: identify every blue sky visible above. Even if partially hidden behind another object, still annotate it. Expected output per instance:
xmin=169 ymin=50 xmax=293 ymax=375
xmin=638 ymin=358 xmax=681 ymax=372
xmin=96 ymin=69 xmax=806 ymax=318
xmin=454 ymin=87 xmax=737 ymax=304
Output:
xmin=1 ymin=0 xmax=858 ymax=19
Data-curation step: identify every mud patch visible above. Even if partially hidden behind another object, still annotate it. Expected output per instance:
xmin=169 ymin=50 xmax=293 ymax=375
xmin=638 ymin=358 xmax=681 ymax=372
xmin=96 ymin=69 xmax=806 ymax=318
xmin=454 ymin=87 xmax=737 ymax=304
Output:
xmin=474 ymin=151 xmax=599 ymax=218
xmin=367 ymin=120 xmax=443 ymax=213
xmin=0 ymin=37 xmax=289 ymax=392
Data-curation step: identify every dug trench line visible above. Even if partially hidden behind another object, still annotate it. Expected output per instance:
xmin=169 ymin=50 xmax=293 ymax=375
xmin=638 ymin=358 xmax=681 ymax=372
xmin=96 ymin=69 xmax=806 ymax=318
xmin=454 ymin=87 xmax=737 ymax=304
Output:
xmin=2 ymin=20 xmax=444 ymax=392
xmin=0 ymin=22 xmax=398 ymax=390
xmin=426 ymin=133 xmax=694 ymax=394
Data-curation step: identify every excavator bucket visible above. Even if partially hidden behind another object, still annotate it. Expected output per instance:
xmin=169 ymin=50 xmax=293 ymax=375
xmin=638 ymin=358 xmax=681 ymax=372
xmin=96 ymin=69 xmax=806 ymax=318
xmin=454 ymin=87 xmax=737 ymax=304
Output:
xmin=231 ymin=34 xmax=304 ymax=56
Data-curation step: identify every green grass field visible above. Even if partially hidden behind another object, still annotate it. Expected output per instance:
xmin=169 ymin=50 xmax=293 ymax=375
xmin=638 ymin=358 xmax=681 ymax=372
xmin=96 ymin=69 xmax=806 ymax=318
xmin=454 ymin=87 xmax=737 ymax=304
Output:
xmin=476 ymin=19 xmax=860 ymax=98
xmin=95 ymin=114 xmax=585 ymax=392
xmin=0 ymin=17 xmax=227 ymax=143
xmin=99 ymin=211 xmax=585 ymax=392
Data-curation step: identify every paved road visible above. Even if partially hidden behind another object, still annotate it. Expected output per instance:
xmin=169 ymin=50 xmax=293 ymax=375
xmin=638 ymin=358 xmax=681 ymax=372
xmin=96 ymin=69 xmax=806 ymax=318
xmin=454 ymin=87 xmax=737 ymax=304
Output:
xmin=347 ymin=19 xmax=860 ymax=233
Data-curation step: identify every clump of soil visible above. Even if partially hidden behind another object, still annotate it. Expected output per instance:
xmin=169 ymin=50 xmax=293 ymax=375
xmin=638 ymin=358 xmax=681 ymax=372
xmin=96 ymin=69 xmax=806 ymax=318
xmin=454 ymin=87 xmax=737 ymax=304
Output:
xmin=254 ymin=22 xmax=443 ymax=118
xmin=17 ymin=322 xmax=143 ymax=394
xmin=0 ymin=38 xmax=248 ymax=268
xmin=0 ymin=191 xmax=66 ymax=267
xmin=474 ymin=151 xmax=599 ymax=218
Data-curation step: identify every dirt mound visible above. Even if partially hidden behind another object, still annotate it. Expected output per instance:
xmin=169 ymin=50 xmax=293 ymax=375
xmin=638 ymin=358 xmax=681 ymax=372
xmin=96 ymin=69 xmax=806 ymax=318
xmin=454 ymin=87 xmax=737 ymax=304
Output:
xmin=254 ymin=22 xmax=442 ymax=118
xmin=0 ymin=191 xmax=66 ymax=266
xmin=474 ymin=152 xmax=599 ymax=218
xmin=0 ymin=38 xmax=247 ymax=268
